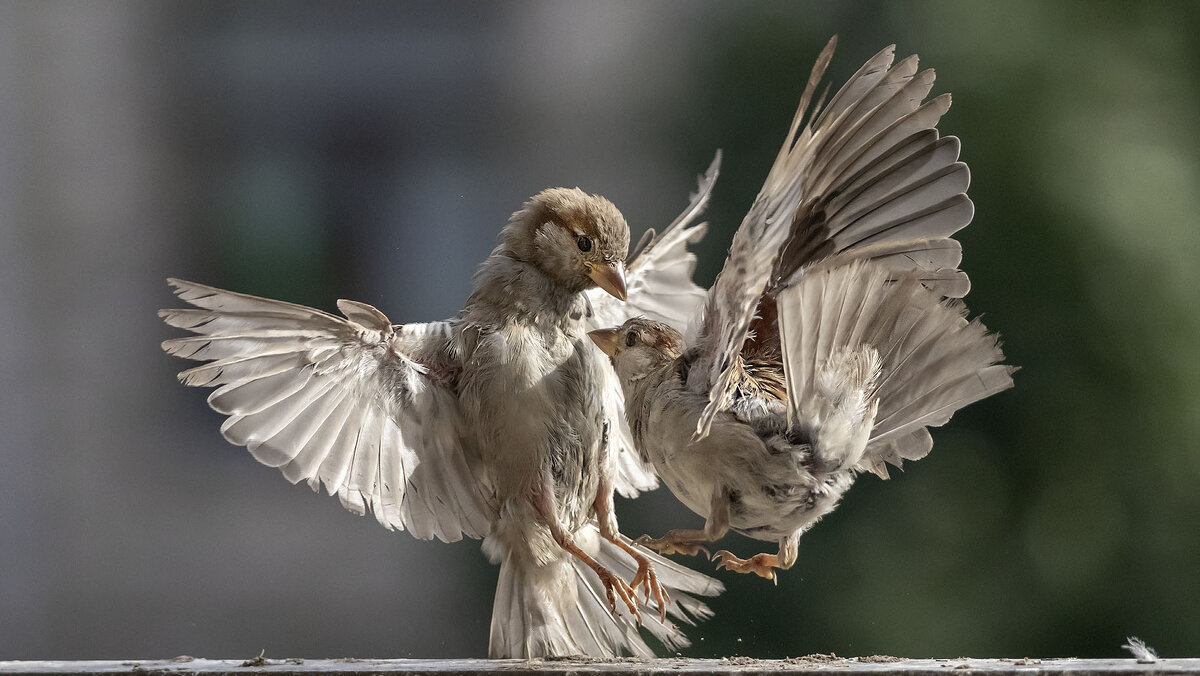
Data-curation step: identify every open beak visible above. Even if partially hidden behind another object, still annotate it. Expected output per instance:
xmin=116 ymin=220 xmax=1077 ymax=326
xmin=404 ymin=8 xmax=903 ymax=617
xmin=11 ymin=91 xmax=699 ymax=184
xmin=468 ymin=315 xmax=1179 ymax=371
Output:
xmin=588 ymin=328 xmax=620 ymax=356
xmin=587 ymin=261 xmax=627 ymax=301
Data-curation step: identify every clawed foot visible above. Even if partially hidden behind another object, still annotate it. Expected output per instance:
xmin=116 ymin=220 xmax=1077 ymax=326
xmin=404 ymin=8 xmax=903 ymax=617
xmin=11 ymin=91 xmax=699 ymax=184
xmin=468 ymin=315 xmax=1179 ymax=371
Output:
xmin=713 ymin=550 xmax=781 ymax=585
xmin=627 ymin=546 xmax=670 ymax=623
xmin=635 ymin=533 xmax=711 ymax=559
xmin=596 ymin=566 xmax=642 ymax=624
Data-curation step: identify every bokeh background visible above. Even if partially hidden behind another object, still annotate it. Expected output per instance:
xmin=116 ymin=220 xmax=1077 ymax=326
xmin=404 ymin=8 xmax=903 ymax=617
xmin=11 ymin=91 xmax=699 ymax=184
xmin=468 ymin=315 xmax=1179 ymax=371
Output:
xmin=2 ymin=0 xmax=1198 ymax=662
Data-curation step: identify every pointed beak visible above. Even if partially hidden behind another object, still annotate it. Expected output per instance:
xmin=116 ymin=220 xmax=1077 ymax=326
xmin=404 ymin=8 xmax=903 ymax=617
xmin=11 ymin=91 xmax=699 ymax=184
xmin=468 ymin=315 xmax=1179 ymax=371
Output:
xmin=588 ymin=261 xmax=627 ymax=301
xmin=588 ymin=328 xmax=620 ymax=356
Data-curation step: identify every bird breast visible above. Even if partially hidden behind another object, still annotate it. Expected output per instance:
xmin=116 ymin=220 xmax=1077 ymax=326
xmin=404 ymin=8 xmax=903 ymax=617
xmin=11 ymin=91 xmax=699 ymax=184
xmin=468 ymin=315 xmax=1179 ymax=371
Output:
xmin=631 ymin=372 xmax=842 ymax=542
xmin=458 ymin=316 xmax=606 ymax=533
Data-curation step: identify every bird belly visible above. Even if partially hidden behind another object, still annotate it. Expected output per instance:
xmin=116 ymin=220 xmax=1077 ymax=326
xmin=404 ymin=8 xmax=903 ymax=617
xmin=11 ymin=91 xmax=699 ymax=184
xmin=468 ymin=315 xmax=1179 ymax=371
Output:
xmin=643 ymin=389 xmax=842 ymax=543
xmin=459 ymin=323 xmax=604 ymax=536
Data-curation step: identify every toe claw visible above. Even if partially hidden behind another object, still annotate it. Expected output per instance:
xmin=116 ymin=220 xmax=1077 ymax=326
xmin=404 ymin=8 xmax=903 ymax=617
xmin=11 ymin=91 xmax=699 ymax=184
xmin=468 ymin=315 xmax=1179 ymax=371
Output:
xmin=625 ymin=544 xmax=670 ymax=623
xmin=712 ymin=550 xmax=783 ymax=582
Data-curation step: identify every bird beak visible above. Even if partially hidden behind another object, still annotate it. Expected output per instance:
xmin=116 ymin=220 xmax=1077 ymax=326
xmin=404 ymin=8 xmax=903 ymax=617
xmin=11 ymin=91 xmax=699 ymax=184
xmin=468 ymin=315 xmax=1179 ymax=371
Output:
xmin=588 ymin=328 xmax=620 ymax=356
xmin=588 ymin=261 xmax=627 ymax=301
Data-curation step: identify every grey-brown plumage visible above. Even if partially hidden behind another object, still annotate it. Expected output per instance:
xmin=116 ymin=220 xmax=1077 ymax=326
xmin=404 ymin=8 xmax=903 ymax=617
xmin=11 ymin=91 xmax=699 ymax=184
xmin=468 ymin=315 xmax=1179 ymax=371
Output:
xmin=692 ymin=37 xmax=975 ymax=440
xmin=594 ymin=262 xmax=1013 ymax=582
xmin=589 ymin=38 xmax=1014 ymax=582
xmin=160 ymin=172 xmax=724 ymax=657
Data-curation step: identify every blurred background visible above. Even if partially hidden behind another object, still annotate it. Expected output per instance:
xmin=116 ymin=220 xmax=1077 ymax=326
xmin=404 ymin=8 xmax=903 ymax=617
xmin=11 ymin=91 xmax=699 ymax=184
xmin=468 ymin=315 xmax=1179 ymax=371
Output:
xmin=2 ymin=0 xmax=1198 ymax=662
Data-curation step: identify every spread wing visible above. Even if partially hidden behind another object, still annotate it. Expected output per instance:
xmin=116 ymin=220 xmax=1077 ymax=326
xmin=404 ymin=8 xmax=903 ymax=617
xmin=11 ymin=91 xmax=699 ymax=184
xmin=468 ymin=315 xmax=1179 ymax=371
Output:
xmin=769 ymin=39 xmax=973 ymax=295
xmin=688 ymin=37 xmax=839 ymax=438
xmin=691 ymin=36 xmax=975 ymax=439
xmin=776 ymin=260 xmax=1015 ymax=480
xmin=160 ymin=279 xmax=494 ymax=542
xmin=587 ymin=151 xmax=719 ymax=334
xmin=585 ymin=152 xmax=719 ymax=496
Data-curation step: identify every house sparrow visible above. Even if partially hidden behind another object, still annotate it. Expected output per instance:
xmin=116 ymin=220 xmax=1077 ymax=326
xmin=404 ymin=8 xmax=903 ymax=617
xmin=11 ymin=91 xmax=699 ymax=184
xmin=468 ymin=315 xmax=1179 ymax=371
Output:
xmin=589 ymin=38 xmax=1014 ymax=582
xmin=160 ymin=161 xmax=724 ymax=657
xmin=591 ymin=262 xmax=1014 ymax=581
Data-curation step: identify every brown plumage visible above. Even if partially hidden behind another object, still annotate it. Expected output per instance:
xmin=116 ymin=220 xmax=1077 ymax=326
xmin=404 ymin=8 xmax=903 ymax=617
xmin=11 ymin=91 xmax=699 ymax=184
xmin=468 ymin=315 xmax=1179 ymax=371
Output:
xmin=161 ymin=171 xmax=727 ymax=658
xmin=591 ymin=38 xmax=1013 ymax=583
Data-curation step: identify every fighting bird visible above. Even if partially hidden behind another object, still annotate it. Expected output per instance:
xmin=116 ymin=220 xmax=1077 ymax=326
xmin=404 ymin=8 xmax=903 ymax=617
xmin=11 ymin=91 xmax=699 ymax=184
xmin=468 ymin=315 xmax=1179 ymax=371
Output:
xmin=590 ymin=37 xmax=1015 ymax=582
xmin=160 ymin=168 xmax=725 ymax=657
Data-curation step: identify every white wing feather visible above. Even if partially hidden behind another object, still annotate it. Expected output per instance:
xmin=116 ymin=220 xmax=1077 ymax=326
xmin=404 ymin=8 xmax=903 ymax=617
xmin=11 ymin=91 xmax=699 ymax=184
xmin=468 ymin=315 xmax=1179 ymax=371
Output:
xmin=161 ymin=279 xmax=494 ymax=542
xmin=587 ymin=151 xmax=718 ymax=333
xmin=693 ymin=37 xmax=977 ymax=438
xmin=776 ymin=260 xmax=1015 ymax=480
xmin=689 ymin=36 xmax=840 ymax=438
xmin=585 ymin=153 xmax=720 ymax=496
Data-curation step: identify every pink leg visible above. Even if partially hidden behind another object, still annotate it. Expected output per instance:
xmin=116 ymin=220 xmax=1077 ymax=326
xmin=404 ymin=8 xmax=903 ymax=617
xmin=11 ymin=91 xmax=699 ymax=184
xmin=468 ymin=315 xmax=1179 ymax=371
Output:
xmin=531 ymin=483 xmax=642 ymax=623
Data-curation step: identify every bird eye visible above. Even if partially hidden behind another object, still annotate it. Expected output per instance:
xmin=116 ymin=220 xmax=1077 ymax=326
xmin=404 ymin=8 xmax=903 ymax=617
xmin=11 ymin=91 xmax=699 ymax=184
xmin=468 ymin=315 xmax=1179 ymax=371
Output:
xmin=577 ymin=236 xmax=592 ymax=252
xmin=625 ymin=331 xmax=637 ymax=347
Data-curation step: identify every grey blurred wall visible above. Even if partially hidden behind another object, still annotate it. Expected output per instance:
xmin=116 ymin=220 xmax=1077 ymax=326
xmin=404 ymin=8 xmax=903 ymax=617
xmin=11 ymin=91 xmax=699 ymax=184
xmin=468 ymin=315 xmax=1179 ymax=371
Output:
xmin=1 ymin=0 xmax=1198 ymax=661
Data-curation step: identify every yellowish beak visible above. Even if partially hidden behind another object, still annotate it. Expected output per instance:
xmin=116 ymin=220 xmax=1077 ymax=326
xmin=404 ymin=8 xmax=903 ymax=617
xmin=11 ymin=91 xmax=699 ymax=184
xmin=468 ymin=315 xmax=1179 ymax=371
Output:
xmin=587 ymin=261 xmax=627 ymax=301
xmin=588 ymin=328 xmax=620 ymax=356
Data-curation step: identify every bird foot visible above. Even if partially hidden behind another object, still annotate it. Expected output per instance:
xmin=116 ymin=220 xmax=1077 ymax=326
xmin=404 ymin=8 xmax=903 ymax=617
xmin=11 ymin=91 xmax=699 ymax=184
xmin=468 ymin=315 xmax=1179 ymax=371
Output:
xmin=596 ymin=565 xmax=642 ymax=624
xmin=713 ymin=550 xmax=781 ymax=585
xmin=635 ymin=533 xmax=711 ymax=559
xmin=627 ymin=546 xmax=671 ymax=623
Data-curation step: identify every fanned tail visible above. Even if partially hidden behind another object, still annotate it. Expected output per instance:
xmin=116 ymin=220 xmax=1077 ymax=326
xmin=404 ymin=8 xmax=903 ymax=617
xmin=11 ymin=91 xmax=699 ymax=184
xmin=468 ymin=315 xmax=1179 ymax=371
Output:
xmin=777 ymin=260 xmax=1014 ymax=479
xmin=485 ymin=525 xmax=722 ymax=658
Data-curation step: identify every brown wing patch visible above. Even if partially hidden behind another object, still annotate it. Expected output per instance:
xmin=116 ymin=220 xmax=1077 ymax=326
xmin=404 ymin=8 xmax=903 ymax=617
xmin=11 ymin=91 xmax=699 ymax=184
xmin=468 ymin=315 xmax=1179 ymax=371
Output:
xmin=741 ymin=356 xmax=787 ymax=402
xmin=724 ymin=353 xmax=787 ymax=403
xmin=742 ymin=294 xmax=781 ymax=360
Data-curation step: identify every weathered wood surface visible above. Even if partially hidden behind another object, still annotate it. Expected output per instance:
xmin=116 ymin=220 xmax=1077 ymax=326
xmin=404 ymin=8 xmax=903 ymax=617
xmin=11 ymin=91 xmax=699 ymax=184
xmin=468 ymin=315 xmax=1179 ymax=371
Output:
xmin=1 ymin=658 xmax=1196 ymax=676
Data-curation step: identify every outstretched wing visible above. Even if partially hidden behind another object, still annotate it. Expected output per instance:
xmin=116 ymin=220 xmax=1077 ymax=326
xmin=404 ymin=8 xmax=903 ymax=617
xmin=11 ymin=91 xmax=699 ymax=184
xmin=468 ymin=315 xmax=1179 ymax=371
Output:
xmin=770 ymin=47 xmax=972 ymax=296
xmin=689 ymin=37 xmax=839 ymax=438
xmin=776 ymin=260 xmax=1015 ymax=480
xmin=585 ymin=153 xmax=719 ymax=496
xmin=692 ymin=37 xmax=974 ymax=439
xmin=587 ymin=151 xmax=719 ymax=334
xmin=160 ymin=279 xmax=494 ymax=542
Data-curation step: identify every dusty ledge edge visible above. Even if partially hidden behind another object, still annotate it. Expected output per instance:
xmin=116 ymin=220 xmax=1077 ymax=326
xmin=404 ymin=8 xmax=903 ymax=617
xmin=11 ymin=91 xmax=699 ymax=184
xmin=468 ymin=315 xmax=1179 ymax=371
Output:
xmin=1 ymin=658 xmax=1199 ymax=676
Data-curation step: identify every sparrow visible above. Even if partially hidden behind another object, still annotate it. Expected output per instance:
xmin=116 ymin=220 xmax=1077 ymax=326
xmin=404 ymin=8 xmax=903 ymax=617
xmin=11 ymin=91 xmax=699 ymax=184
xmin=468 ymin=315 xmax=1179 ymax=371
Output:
xmin=160 ymin=162 xmax=725 ymax=657
xmin=589 ymin=37 xmax=1015 ymax=582
xmin=591 ymin=262 xmax=1014 ymax=582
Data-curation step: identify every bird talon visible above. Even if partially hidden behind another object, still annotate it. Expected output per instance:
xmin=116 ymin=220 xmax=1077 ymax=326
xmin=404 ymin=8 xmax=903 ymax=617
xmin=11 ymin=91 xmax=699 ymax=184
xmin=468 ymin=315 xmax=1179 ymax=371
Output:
xmin=636 ymin=533 xmax=711 ymax=558
xmin=626 ymin=543 xmax=671 ymax=623
xmin=597 ymin=568 xmax=641 ymax=624
xmin=712 ymin=550 xmax=781 ymax=583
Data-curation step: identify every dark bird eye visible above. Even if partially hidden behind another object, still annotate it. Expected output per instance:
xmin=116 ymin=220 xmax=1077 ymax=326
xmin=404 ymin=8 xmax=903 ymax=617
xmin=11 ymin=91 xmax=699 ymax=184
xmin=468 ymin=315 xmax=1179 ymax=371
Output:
xmin=625 ymin=331 xmax=637 ymax=347
xmin=577 ymin=236 xmax=592 ymax=252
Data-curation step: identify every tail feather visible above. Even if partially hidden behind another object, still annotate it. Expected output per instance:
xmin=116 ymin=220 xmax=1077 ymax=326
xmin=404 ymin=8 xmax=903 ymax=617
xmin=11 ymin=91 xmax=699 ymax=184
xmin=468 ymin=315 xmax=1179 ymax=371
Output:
xmin=777 ymin=260 xmax=1014 ymax=478
xmin=486 ymin=525 xmax=722 ymax=658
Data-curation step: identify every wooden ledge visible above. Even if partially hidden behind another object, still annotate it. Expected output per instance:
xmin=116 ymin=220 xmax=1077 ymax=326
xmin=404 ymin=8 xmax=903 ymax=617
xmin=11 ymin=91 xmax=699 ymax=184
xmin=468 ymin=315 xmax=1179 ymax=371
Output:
xmin=1 ymin=658 xmax=1197 ymax=676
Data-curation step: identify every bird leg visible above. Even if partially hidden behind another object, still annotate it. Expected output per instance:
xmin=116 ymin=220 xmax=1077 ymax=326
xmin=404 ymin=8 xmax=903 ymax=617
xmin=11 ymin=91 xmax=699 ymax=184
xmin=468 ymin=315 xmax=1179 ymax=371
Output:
xmin=637 ymin=487 xmax=731 ymax=559
xmin=590 ymin=477 xmax=670 ymax=622
xmin=530 ymin=483 xmax=641 ymax=623
xmin=612 ymin=535 xmax=670 ymax=623
xmin=714 ymin=532 xmax=799 ymax=585
xmin=636 ymin=529 xmax=715 ymax=558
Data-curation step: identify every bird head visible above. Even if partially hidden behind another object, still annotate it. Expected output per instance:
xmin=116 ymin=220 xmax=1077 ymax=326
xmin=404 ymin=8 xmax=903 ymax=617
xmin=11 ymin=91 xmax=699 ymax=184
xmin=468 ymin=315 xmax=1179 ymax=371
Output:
xmin=589 ymin=317 xmax=683 ymax=385
xmin=503 ymin=187 xmax=630 ymax=300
